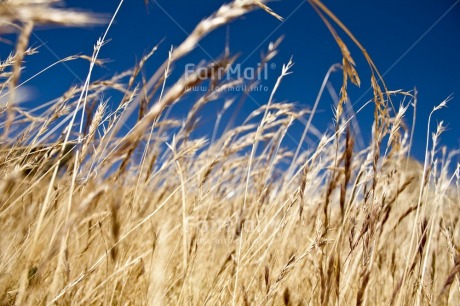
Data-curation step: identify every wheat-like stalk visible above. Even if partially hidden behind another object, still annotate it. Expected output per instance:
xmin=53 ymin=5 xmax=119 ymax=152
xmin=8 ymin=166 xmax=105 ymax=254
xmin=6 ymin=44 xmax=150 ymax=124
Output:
xmin=0 ymin=0 xmax=102 ymax=28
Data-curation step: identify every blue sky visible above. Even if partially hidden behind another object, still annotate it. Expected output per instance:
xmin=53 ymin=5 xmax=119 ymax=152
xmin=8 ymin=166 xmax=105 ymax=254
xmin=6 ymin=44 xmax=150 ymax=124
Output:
xmin=3 ymin=0 xmax=459 ymax=163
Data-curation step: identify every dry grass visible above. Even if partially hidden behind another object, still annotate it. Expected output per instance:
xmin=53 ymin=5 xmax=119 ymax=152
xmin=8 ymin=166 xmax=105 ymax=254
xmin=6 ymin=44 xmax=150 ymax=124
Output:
xmin=1 ymin=1 xmax=459 ymax=305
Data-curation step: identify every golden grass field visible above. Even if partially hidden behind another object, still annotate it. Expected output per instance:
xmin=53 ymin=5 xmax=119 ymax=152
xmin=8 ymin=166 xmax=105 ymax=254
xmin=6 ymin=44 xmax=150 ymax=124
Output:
xmin=0 ymin=0 xmax=459 ymax=305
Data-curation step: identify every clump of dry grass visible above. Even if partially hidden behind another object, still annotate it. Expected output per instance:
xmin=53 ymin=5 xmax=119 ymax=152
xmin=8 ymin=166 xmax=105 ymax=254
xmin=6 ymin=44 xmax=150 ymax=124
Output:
xmin=0 ymin=0 xmax=459 ymax=305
